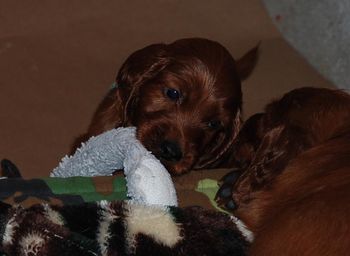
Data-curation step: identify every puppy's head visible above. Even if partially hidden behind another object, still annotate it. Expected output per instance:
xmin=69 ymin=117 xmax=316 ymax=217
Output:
xmin=81 ymin=38 xmax=258 ymax=175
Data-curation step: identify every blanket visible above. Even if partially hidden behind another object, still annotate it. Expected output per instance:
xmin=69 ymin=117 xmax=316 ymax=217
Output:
xmin=0 ymin=200 xmax=249 ymax=255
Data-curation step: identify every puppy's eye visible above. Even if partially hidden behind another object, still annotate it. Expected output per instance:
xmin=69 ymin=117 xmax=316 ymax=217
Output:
xmin=164 ymin=88 xmax=181 ymax=101
xmin=207 ymin=120 xmax=222 ymax=130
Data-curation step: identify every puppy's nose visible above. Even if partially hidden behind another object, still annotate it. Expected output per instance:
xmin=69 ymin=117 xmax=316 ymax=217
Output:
xmin=160 ymin=141 xmax=183 ymax=162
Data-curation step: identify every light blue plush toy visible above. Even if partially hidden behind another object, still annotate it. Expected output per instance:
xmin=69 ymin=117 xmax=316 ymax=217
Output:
xmin=50 ymin=127 xmax=178 ymax=206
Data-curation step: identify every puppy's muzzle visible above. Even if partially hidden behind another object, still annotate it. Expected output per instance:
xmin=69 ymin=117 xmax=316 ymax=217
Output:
xmin=160 ymin=140 xmax=183 ymax=162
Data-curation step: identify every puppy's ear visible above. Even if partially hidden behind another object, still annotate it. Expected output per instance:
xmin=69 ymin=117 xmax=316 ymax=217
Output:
xmin=116 ymin=44 xmax=168 ymax=88
xmin=194 ymin=109 xmax=242 ymax=169
xmin=116 ymin=44 xmax=169 ymax=123
xmin=236 ymin=43 xmax=260 ymax=81
xmin=71 ymin=44 xmax=168 ymax=153
xmin=231 ymin=113 xmax=265 ymax=167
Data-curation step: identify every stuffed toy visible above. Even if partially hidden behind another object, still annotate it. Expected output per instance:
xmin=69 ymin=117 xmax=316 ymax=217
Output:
xmin=50 ymin=127 xmax=177 ymax=207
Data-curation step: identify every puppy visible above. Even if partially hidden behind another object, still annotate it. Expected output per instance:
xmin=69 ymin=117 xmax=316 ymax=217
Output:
xmin=217 ymin=87 xmax=350 ymax=255
xmin=72 ymin=38 xmax=258 ymax=175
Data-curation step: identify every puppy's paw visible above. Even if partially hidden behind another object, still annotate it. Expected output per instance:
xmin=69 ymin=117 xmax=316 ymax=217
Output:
xmin=218 ymin=169 xmax=242 ymax=186
xmin=215 ymin=169 xmax=242 ymax=211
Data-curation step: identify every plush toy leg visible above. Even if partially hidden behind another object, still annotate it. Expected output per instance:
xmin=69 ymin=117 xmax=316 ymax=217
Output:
xmin=51 ymin=127 xmax=177 ymax=206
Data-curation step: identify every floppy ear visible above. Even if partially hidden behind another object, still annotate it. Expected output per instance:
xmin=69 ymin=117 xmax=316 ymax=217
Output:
xmin=70 ymin=44 xmax=169 ymax=152
xmin=115 ymin=43 xmax=169 ymax=123
xmin=236 ymin=43 xmax=260 ymax=81
xmin=194 ymin=109 xmax=242 ymax=169
xmin=231 ymin=113 xmax=265 ymax=167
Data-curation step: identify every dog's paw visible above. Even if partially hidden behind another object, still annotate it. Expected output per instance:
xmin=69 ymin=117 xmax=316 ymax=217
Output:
xmin=215 ymin=169 xmax=242 ymax=211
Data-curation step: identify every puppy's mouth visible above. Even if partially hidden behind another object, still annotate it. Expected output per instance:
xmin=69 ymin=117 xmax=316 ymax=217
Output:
xmin=159 ymin=140 xmax=183 ymax=162
xmin=161 ymin=160 xmax=193 ymax=176
xmin=151 ymin=146 xmax=195 ymax=176
xmin=137 ymin=132 xmax=195 ymax=175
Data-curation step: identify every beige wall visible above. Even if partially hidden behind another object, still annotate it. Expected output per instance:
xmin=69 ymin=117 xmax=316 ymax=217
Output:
xmin=0 ymin=1 xmax=334 ymax=178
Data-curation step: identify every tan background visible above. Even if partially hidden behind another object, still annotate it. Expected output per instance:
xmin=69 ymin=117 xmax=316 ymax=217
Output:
xmin=0 ymin=0 xmax=334 ymax=178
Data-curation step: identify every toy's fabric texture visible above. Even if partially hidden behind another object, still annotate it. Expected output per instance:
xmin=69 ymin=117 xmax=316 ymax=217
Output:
xmin=51 ymin=127 xmax=177 ymax=207
xmin=0 ymin=200 xmax=248 ymax=256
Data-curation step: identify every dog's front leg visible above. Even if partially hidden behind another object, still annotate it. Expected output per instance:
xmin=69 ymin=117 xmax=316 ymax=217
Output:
xmin=217 ymin=124 xmax=311 ymax=212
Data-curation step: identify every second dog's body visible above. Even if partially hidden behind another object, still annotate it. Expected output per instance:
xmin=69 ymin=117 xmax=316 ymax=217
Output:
xmin=217 ymin=87 xmax=350 ymax=255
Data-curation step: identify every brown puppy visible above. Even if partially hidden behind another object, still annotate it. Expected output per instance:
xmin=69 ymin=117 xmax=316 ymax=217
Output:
xmin=217 ymin=87 xmax=350 ymax=255
xmin=72 ymin=38 xmax=258 ymax=175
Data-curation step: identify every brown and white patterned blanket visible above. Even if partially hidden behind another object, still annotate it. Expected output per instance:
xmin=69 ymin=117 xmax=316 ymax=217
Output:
xmin=0 ymin=200 xmax=249 ymax=256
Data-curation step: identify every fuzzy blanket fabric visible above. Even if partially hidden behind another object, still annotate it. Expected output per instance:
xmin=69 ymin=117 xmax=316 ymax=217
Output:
xmin=0 ymin=201 xmax=249 ymax=256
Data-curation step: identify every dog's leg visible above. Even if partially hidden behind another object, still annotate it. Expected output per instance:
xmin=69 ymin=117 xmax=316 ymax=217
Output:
xmin=215 ymin=113 xmax=264 ymax=210
xmin=216 ymin=124 xmax=311 ymax=211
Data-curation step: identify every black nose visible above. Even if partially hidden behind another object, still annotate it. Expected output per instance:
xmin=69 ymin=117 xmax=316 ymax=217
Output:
xmin=160 ymin=141 xmax=183 ymax=162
